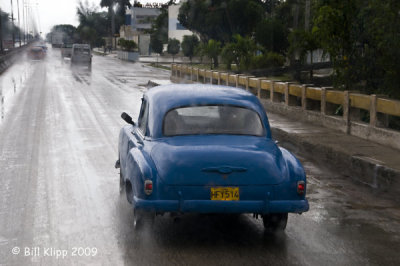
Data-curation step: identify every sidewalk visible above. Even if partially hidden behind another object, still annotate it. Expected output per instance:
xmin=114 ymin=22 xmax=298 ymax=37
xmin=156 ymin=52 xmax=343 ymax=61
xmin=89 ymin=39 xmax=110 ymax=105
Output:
xmin=266 ymin=110 xmax=400 ymax=200
xmin=92 ymin=48 xmax=117 ymax=57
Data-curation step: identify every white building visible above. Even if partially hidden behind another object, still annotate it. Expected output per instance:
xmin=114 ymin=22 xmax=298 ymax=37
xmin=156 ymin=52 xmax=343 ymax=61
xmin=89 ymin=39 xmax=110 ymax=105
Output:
xmin=121 ymin=6 xmax=161 ymax=55
xmin=130 ymin=7 xmax=161 ymax=33
xmin=168 ymin=2 xmax=194 ymax=43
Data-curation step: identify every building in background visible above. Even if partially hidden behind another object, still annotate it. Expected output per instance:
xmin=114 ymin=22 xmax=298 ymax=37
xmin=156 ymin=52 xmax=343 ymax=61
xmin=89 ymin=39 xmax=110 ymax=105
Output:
xmin=120 ymin=5 xmax=161 ymax=55
xmin=131 ymin=7 xmax=161 ymax=33
xmin=120 ymin=1 xmax=195 ymax=55
xmin=168 ymin=2 xmax=193 ymax=43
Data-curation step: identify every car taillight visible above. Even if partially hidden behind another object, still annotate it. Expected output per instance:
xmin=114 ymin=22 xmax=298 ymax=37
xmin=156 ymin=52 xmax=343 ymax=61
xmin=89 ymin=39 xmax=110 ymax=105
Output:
xmin=297 ymin=181 xmax=305 ymax=195
xmin=144 ymin=180 xmax=153 ymax=195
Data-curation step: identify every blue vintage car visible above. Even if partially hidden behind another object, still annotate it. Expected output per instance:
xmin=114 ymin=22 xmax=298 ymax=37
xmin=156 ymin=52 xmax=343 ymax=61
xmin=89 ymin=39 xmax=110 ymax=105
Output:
xmin=116 ymin=84 xmax=309 ymax=231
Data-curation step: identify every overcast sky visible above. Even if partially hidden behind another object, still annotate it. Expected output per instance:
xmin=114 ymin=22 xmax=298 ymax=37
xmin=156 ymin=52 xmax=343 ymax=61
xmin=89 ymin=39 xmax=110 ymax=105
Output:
xmin=0 ymin=0 xmax=170 ymax=35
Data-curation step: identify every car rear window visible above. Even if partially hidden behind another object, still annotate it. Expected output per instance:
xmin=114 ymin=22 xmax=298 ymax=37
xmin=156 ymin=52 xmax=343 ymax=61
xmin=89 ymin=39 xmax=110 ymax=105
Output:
xmin=163 ymin=105 xmax=265 ymax=137
xmin=74 ymin=48 xmax=90 ymax=55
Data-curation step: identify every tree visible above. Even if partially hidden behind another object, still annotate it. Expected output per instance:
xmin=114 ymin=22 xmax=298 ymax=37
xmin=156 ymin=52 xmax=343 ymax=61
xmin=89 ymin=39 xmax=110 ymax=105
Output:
xmin=100 ymin=0 xmax=131 ymax=48
xmin=77 ymin=1 xmax=108 ymax=47
xmin=203 ymin=39 xmax=221 ymax=69
xmin=115 ymin=0 xmax=132 ymax=33
xmin=288 ymin=29 xmax=320 ymax=78
xmin=220 ymin=35 xmax=257 ymax=71
xmin=181 ymin=35 xmax=199 ymax=63
xmin=359 ymin=0 xmax=400 ymax=98
xmin=312 ymin=0 xmax=400 ymax=99
xmin=178 ymin=0 xmax=265 ymax=43
xmin=255 ymin=18 xmax=288 ymax=55
xmin=150 ymin=37 xmax=163 ymax=54
xmin=50 ymin=24 xmax=79 ymax=43
xmin=221 ymin=42 xmax=236 ymax=70
xmin=148 ymin=8 xmax=168 ymax=44
xmin=225 ymin=34 xmax=257 ymax=71
xmin=100 ymin=0 xmax=115 ymax=43
xmin=1 ymin=9 xmax=24 ymax=48
xmin=167 ymin=38 xmax=180 ymax=62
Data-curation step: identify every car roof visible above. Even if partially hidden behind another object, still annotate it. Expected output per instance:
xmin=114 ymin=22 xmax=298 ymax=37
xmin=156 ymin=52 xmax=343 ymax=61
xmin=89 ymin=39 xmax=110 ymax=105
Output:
xmin=145 ymin=84 xmax=271 ymax=138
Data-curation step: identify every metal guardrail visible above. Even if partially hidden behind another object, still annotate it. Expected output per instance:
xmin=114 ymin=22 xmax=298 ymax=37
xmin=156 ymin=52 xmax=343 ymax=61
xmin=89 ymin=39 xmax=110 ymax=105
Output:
xmin=171 ymin=64 xmax=400 ymax=127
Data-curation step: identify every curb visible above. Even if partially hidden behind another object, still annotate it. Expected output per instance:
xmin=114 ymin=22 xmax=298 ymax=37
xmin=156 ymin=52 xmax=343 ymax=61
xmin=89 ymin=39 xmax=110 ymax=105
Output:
xmin=270 ymin=125 xmax=400 ymax=201
xmin=0 ymin=56 xmax=12 ymax=74
xmin=92 ymin=50 xmax=107 ymax=56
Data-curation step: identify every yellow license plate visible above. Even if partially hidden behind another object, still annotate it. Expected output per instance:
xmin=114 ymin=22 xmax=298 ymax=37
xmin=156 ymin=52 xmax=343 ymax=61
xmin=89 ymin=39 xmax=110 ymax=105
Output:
xmin=210 ymin=187 xmax=239 ymax=201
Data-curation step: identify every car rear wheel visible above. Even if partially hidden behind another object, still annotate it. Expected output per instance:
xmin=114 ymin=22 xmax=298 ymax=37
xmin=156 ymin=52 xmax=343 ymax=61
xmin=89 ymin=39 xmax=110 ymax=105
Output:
xmin=126 ymin=181 xmax=133 ymax=204
xmin=262 ymin=213 xmax=288 ymax=232
xmin=119 ymin=172 xmax=125 ymax=194
xmin=133 ymin=208 xmax=154 ymax=230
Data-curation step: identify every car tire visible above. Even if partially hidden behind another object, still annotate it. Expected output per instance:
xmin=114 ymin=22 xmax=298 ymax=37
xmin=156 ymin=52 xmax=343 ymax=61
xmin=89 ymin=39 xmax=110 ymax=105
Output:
xmin=119 ymin=172 xmax=125 ymax=194
xmin=262 ymin=213 xmax=288 ymax=232
xmin=125 ymin=181 xmax=133 ymax=204
xmin=133 ymin=208 xmax=154 ymax=230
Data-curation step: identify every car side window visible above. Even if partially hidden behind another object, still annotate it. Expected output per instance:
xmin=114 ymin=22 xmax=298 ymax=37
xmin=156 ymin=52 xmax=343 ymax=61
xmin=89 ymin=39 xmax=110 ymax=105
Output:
xmin=138 ymin=99 xmax=149 ymax=136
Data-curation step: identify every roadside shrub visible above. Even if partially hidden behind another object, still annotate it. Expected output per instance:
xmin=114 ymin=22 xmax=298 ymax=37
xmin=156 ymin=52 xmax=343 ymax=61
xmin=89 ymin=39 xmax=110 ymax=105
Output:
xmin=118 ymin=38 xmax=138 ymax=52
xmin=251 ymin=52 xmax=285 ymax=70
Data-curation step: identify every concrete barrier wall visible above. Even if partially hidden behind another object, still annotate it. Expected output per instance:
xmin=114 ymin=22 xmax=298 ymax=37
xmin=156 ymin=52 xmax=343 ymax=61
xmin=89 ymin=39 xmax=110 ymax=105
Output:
xmin=117 ymin=51 xmax=139 ymax=62
xmin=0 ymin=45 xmax=30 ymax=74
xmin=0 ymin=51 xmax=19 ymax=74
xmin=171 ymin=64 xmax=400 ymax=150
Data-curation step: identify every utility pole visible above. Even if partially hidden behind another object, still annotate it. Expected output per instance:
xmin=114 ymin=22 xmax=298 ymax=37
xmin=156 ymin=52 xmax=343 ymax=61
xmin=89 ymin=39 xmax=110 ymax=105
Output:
xmin=17 ymin=0 xmax=21 ymax=47
xmin=26 ymin=5 xmax=29 ymax=42
xmin=22 ymin=0 xmax=25 ymax=44
xmin=11 ymin=0 xmax=15 ymax=48
xmin=111 ymin=1 xmax=115 ymax=49
xmin=0 ymin=8 xmax=3 ymax=52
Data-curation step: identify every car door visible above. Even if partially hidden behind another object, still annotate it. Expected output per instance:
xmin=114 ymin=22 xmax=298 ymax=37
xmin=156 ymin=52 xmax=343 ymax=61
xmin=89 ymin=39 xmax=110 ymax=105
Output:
xmin=120 ymin=98 xmax=149 ymax=176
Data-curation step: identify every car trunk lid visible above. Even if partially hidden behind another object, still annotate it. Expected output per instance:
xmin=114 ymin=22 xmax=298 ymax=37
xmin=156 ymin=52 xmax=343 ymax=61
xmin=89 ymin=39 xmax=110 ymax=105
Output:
xmin=151 ymin=135 xmax=288 ymax=186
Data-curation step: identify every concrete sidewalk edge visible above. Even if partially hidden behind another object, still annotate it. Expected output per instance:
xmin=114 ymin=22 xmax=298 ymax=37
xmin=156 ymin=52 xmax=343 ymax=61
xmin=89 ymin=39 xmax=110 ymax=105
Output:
xmin=270 ymin=125 xmax=400 ymax=201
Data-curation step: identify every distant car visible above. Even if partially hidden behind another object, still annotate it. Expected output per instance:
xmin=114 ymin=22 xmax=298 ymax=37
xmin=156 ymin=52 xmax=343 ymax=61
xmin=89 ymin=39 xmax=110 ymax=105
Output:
xmin=117 ymin=84 xmax=309 ymax=232
xmin=38 ymin=43 xmax=47 ymax=53
xmin=28 ymin=46 xmax=45 ymax=60
xmin=71 ymin=44 xmax=92 ymax=68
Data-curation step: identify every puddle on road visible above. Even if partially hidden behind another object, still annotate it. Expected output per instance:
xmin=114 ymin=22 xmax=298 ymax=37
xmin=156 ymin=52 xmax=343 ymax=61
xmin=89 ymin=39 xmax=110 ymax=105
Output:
xmin=71 ymin=67 xmax=92 ymax=85
xmin=294 ymin=151 xmax=400 ymax=240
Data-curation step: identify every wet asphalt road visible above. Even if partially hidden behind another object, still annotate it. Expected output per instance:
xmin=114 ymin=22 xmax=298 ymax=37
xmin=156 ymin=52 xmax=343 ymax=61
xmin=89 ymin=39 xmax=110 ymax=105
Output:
xmin=0 ymin=47 xmax=399 ymax=266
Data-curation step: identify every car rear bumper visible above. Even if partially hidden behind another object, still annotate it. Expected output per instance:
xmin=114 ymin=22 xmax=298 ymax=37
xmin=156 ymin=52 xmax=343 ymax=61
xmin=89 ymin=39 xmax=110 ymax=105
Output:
xmin=133 ymin=197 xmax=309 ymax=214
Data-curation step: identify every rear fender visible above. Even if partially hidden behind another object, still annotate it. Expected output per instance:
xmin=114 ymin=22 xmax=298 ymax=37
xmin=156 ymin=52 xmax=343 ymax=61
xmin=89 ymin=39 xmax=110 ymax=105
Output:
xmin=118 ymin=125 xmax=134 ymax=177
xmin=126 ymin=148 xmax=156 ymax=199
xmin=278 ymin=147 xmax=307 ymax=199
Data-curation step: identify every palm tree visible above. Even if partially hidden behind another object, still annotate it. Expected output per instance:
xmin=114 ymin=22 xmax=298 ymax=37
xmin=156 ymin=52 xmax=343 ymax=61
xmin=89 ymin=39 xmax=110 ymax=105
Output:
xmin=100 ymin=0 xmax=131 ymax=49
xmin=100 ymin=0 xmax=115 ymax=49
